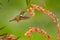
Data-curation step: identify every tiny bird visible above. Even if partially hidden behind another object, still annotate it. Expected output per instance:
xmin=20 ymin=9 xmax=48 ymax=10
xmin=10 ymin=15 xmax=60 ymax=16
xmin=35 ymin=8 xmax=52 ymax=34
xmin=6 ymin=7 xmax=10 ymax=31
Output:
xmin=9 ymin=11 xmax=30 ymax=22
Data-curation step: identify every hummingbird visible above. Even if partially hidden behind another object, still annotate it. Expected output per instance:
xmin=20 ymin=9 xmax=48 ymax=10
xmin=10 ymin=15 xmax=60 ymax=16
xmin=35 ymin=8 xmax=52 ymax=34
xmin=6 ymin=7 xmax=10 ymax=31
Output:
xmin=9 ymin=11 xmax=30 ymax=22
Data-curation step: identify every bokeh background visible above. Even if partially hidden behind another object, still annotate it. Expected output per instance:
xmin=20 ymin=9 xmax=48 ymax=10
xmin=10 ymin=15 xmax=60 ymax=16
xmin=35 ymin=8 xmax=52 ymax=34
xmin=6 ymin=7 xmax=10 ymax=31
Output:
xmin=0 ymin=0 xmax=60 ymax=40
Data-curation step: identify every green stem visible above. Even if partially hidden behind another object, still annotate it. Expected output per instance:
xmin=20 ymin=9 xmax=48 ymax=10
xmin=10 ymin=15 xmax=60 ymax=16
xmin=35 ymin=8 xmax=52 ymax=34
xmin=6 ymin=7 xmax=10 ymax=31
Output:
xmin=26 ymin=0 xmax=31 ymax=8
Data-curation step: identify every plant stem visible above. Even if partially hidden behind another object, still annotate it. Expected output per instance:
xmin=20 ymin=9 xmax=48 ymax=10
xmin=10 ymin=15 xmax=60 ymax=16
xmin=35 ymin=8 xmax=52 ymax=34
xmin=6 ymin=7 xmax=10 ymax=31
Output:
xmin=26 ymin=0 xmax=31 ymax=8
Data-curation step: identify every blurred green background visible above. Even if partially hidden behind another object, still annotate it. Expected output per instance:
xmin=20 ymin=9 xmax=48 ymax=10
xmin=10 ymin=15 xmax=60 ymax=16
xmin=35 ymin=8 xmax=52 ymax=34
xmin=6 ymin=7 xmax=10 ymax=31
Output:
xmin=0 ymin=0 xmax=60 ymax=40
